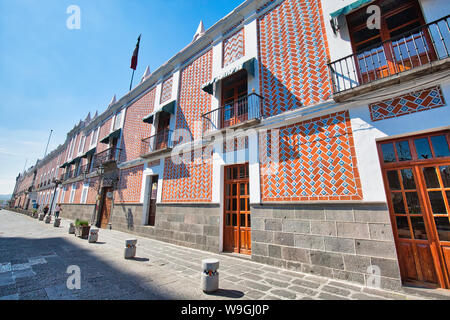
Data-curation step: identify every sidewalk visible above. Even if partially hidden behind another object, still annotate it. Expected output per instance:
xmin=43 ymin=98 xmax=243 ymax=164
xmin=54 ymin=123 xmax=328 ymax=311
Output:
xmin=1 ymin=209 xmax=449 ymax=300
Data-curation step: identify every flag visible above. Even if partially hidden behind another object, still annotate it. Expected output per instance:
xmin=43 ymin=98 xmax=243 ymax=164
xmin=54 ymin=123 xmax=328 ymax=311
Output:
xmin=130 ymin=35 xmax=141 ymax=70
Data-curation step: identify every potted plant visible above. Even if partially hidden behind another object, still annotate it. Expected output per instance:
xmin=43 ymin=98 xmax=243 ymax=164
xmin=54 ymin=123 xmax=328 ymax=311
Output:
xmin=74 ymin=219 xmax=91 ymax=239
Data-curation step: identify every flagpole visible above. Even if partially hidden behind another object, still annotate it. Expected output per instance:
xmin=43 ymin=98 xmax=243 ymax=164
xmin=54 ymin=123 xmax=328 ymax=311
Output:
xmin=129 ymin=69 xmax=135 ymax=91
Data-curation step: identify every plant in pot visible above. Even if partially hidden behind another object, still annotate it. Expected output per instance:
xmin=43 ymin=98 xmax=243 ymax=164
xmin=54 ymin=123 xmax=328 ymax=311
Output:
xmin=74 ymin=219 xmax=91 ymax=239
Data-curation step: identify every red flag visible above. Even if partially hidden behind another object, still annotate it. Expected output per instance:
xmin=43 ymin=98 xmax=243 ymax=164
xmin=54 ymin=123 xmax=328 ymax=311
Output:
xmin=130 ymin=35 xmax=141 ymax=70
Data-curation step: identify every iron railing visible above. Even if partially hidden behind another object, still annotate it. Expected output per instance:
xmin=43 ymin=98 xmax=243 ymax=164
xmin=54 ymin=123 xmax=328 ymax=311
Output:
xmin=93 ymin=147 xmax=121 ymax=168
xmin=202 ymin=93 xmax=263 ymax=135
xmin=140 ymin=129 xmax=173 ymax=156
xmin=328 ymin=15 xmax=450 ymax=94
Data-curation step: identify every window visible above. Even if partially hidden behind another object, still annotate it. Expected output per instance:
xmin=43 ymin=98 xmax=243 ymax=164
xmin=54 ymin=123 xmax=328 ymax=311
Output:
xmin=69 ymin=184 xmax=76 ymax=203
xmin=78 ymin=135 xmax=86 ymax=155
xmin=113 ymin=110 xmax=123 ymax=131
xmin=91 ymin=128 xmax=99 ymax=146
xmin=81 ymin=181 xmax=89 ymax=204
xmin=60 ymin=187 xmax=67 ymax=204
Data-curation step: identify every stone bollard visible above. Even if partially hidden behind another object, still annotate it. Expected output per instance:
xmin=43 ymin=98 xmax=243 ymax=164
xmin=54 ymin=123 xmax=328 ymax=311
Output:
xmin=88 ymin=228 xmax=99 ymax=243
xmin=124 ymin=239 xmax=137 ymax=259
xmin=38 ymin=213 xmax=45 ymax=221
xmin=45 ymin=215 xmax=51 ymax=224
xmin=68 ymin=223 xmax=75 ymax=234
xmin=201 ymin=259 xmax=220 ymax=293
xmin=53 ymin=218 xmax=61 ymax=228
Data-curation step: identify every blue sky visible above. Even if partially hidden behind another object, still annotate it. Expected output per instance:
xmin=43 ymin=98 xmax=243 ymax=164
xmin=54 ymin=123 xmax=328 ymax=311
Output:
xmin=0 ymin=0 xmax=243 ymax=194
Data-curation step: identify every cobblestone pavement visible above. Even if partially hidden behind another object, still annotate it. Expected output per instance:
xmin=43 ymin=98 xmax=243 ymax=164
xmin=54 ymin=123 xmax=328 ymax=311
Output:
xmin=1 ymin=209 xmax=450 ymax=300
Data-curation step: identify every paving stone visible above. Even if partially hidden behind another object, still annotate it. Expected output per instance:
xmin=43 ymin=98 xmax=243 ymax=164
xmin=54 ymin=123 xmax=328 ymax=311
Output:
xmin=303 ymin=275 xmax=329 ymax=284
xmin=12 ymin=268 xmax=36 ymax=280
xmin=242 ymin=280 xmax=271 ymax=292
xmin=288 ymin=285 xmax=318 ymax=297
xmin=0 ymin=263 xmax=11 ymax=273
xmin=0 ymin=293 xmax=19 ymax=300
xmin=318 ymin=292 xmax=349 ymax=300
xmin=19 ymin=289 xmax=49 ymax=300
xmin=241 ymin=273 xmax=264 ymax=281
xmin=245 ymin=290 xmax=266 ymax=299
xmin=291 ymin=278 xmax=321 ymax=289
xmin=362 ymin=287 xmax=408 ymax=300
xmin=0 ymin=272 xmax=15 ymax=287
xmin=270 ymin=289 xmax=297 ymax=299
xmin=263 ymin=278 xmax=290 ymax=288
xmin=351 ymin=293 xmax=386 ymax=300
xmin=321 ymin=285 xmax=352 ymax=297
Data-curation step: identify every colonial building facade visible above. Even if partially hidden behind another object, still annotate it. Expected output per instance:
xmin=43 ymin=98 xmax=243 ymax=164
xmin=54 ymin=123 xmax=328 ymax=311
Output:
xmin=11 ymin=0 xmax=450 ymax=291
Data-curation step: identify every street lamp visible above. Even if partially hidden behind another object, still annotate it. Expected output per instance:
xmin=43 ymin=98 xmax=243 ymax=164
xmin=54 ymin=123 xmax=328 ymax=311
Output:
xmin=49 ymin=178 xmax=62 ymax=216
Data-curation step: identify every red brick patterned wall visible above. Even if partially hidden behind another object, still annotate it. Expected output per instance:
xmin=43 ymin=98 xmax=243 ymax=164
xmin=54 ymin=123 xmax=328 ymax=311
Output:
xmin=223 ymin=28 xmax=245 ymax=67
xmin=162 ymin=149 xmax=213 ymax=203
xmin=258 ymin=0 xmax=332 ymax=118
xmin=87 ymin=177 xmax=99 ymax=204
xmin=96 ymin=118 xmax=113 ymax=153
xmin=176 ymin=49 xmax=213 ymax=141
xmin=160 ymin=76 xmax=173 ymax=105
xmin=74 ymin=182 xmax=82 ymax=204
xmin=115 ymin=165 xmax=144 ymax=203
xmin=369 ymin=86 xmax=446 ymax=122
xmin=119 ymin=87 xmax=157 ymax=163
xmin=260 ymin=111 xmax=362 ymax=201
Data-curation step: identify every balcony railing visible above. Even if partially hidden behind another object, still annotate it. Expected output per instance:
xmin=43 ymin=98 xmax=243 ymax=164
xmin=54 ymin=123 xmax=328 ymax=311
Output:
xmin=328 ymin=16 xmax=450 ymax=95
xmin=93 ymin=147 xmax=121 ymax=168
xmin=140 ymin=129 xmax=173 ymax=157
xmin=202 ymin=93 xmax=263 ymax=135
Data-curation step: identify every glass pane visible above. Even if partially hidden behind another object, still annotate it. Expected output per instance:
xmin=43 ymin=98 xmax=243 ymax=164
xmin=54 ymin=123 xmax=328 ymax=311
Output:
xmin=387 ymin=171 xmax=401 ymax=190
xmin=240 ymin=184 xmax=245 ymax=196
xmin=434 ymin=217 xmax=450 ymax=241
xmin=247 ymin=198 xmax=250 ymax=212
xmin=428 ymin=191 xmax=447 ymax=214
xmin=396 ymin=216 xmax=411 ymax=239
xmin=392 ymin=193 xmax=406 ymax=214
xmin=423 ymin=167 xmax=440 ymax=189
xmin=414 ymin=138 xmax=432 ymax=160
xmin=232 ymin=198 xmax=237 ymax=211
xmin=247 ymin=214 xmax=251 ymax=228
xmin=226 ymin=214 xmax=231 ymax=226
xmin=440 ymin=166 xmax=450 ymax=188
xmin=232 ymin=184 xmax=237 ymax=196
xmin=381 ymin=143 xmax=396 ymax=163
xmin=232 ymin=214 xmax=237 ymax=227
xmin=410 ymin=217 xmax=428 ymax=240
xmin=226 ymin=201 xmax=230 ymax=211
xmin=405 ymin=192 xmax=421 ymax=214
xmin=430 ymin=135 xmax=450 ymax=158
xmin=240 ymin=214 xmax=246 ymax=227
xmin=232 ymin=167 xmax=238 ymax=179
xmin=240 ymin=198 xmax=246 ymax=212
xmin=396 ymin=141 xmax=412 ymax=161
xmin=401 ymin=169 xmax=416 ymax=190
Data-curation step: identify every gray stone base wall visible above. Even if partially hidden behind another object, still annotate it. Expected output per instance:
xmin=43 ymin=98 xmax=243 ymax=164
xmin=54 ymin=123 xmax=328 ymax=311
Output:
xmin=110 ymin=203 xmax=221 ymax=253
xmin=60 ymin=204 xmax=95 ymax=222
xmin=251 ymin=203 xmax=403 ymax=291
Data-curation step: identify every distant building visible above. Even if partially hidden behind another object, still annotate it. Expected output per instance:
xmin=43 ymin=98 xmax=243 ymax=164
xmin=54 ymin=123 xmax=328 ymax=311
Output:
xmin=11 ymin=0 xmax=450 ymax=290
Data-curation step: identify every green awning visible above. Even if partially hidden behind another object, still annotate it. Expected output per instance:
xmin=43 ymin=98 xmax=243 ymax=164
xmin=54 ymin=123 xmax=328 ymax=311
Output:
xmin=143 ymin=101 xmax=176 ymax=124
xmin=59 ymin=162 xmax=69 ymax=169
xmin=202 ymin=57 xmax=256 ymax=95
xmin=330 ymin=0 xmax=374 ymax=18
xmin=81 ymin=148 xmax=96 ymax=159
xmin=100 ymin=128 xmax=121 ymax=144
xmin=67 ymin=156 xmax=81 ymax=166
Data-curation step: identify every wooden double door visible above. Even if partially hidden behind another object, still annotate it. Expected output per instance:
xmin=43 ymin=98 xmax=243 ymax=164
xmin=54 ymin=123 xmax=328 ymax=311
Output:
xmin=378 ymin=131 xmax=450 ymax=289
xmin=99 ymin=187 xmax=113 ymax=229
xmin=224 ymin=164 xmax=251 ymax=255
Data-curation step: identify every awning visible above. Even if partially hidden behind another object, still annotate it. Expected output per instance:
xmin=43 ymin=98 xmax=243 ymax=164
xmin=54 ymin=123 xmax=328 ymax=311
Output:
xmin=67 ymin=156 xmax=81 ymax=166
xmin=81 ymin=147 xmax=96 ymax=159
xmin=100 ymin=128 xmax=121 ymax=144
xmin=202 ymin=57 xmax=256 ymax=95
xmin=59 ymin=162 xmax=69 ymax=169
xmin=330 ymin=0 xmax=374 ymax=18
xmin=143 ymin=101 xmax=176 ymax=124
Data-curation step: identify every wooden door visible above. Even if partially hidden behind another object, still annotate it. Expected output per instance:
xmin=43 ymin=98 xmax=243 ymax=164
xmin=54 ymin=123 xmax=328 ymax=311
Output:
xmin=221 ymin=71 xmax=248 ymax=129
xmin=147 ymin=175 xmax=158 ymax=226
xmin=99 ymin=187 xmax=113 ymax=229
xmin=224 ymin=164 xmax=251 ymax=255
xmin=378 ymin=131 xmax=450 ymax=289
xmin=156 ymin=112 xmax=170 ymax=150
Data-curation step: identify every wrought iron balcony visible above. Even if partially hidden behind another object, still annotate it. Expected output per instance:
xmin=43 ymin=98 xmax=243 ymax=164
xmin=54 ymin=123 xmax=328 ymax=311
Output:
xmin=202 ymin=93 xmax=263 ymax=135
xmin=140 ymin=129 xmax=173 ymax=158
xmin=93 ymin=147 xmax=122 ymax=168
xmin=328 ymin=16 xmax=450 ymax=97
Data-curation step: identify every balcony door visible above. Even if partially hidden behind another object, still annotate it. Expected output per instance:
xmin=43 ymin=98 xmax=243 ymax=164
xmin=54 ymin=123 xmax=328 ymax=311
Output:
xmin=378 ymin=131 xmax=450 ymax=289
xmin=155 ymin=112 xmax=170 ymax=151
xmin=221 ymin=70 xmax=248 ymax=129
xmin=347 ymin=0 xmax=435 ymax=84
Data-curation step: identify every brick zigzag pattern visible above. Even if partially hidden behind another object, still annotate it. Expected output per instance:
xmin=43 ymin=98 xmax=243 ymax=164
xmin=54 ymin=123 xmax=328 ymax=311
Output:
xmin=115 ymin=165 xmax=144 ymax=203
xmin=160 ymin=76 xmax=173 ymax=105
xmin=223 ymin=29 xmax=245 ymax=68
xmin=162 ymin=149 xmax=213 ymax=202
xmin=369 ymin=86 xmax=446 ymax=122
xmin=258 ymin=0 xmax=332 ymax=118
xmin=260 ymin=111 xmax=362 ymax=201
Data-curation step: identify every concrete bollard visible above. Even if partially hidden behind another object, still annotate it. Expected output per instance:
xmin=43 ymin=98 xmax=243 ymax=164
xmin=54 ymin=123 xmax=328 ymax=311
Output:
xmin=124 ymin=239 xmax=137 ymax=259
xmin=38 ymin=213 xmax=45 ymax=221
xmin=201 ymin=258 xmax=220 ymax=293
xmin=88 ymin=228 xmax=99 ymax=243
xmin=44 ymin=215 xmax=51 ymax=224
xmin=68 ymin=223 xmax=75 ymax=234
xmin=53 ymin=218 xmax=61 ymax=228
